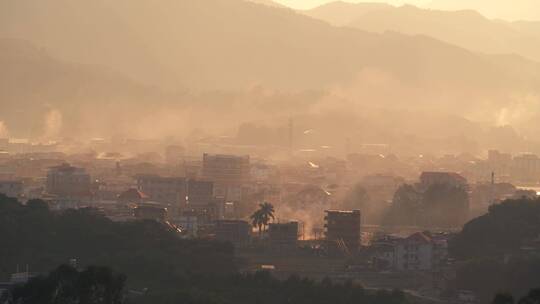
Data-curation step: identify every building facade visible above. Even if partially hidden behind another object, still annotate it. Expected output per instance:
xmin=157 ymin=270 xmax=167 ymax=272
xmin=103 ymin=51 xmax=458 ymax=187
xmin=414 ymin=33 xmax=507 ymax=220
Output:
xmin=268 ymin=221 xmax=299 ymax=250
xmin=136 ymin=174 xmax=219 ymax=221
xmin=324 ymin=210 xmax=362 ymax=254
xmin=202 ymin=153 xmax=250 ymax=201
xmin=394 ymin=232 xmax=448 ymax=272
xmin=46 ymin=163 xmax=91 ymax=197
xmin=215 ymin=220 xmax=251 ymax=244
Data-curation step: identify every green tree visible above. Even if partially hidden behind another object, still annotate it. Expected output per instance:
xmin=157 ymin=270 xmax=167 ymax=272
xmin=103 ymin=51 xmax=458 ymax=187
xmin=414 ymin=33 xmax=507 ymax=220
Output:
xmin=250 ymin=202 xmax=275 ymax=237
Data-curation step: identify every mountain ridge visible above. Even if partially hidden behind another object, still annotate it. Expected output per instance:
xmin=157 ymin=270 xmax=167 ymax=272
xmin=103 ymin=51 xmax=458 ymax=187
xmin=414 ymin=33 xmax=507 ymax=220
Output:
xmin=303 ymin=2 xmax=540 ymax=62
xmin=1 ymin=0 xmax=540 ymax=138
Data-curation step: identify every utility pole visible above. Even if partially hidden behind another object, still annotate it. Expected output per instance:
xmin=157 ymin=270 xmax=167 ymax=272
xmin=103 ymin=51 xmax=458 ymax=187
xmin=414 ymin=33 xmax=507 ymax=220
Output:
xmin=490 ymin=171 xmax=495 ymax=205
xmin=288 ymin=117 xmax=293 ymax=156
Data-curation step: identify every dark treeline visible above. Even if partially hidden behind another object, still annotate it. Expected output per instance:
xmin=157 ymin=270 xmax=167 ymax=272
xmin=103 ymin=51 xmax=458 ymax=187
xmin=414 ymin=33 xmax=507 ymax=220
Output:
xmin=451 ymin=199 xmax=540 ymax=259
xmin=448 ymin=198 xmax=540 ymax=302
xmin=3 ymin=263 xmax=409 ymax=304
xmin=383 ymin=183 xmax=469 ymax=228
xmin=6 ymin=265 xmax=126 ymax=304
xmin=0 ymin=195 xmax=410 ymax=304
xmin=0 ymin=194 xmax=235 ymax=290
xmin=493 ymin=288 xmax=540 ymax=304
xmin=142 ymin=271 xmax=409 ymax=304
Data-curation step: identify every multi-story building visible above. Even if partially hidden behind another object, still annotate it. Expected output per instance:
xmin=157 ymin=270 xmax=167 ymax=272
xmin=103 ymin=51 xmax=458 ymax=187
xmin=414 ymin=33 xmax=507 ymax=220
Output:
xmin=136 ymin=175 xmax=215 ymax=219
xmin=202 ymin=153 xmax=250 ymax=184
xmin=512 ymin=153 xmax=540 ymax=183
xmin=136 ymin=175 xmax=185 ymax=204
xmin=214 ymin=220 xmax=251 ymax=245
xmin=268 ymin=221 xmax=299 ymax=250
xmin=487 ymin=150 xmax=512 ymax=178
xmin=202 ymin=154 xmax=250 ymax=201
xmin=182 ymin=198 xmax=225 ymax=223
xmin=185 ymin=179 xmax=214 ymax=203
xmin=46 ymin=163 xmax=91 ymax=197
xmin=394 ymin=232 xmax=448 ymax=272
xmin=324 ymin=210 xmax=362 ymax=254
xmin=395 ymin=232 xmax=433 ymax=271
xmin=419 ymin=172 xmax=468 ymax=189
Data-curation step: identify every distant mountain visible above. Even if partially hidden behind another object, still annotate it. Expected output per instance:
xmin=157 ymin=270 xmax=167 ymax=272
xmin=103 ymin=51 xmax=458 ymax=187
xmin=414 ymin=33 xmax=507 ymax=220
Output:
xmin=2 ymin=0 xmax=540 ymax=141
xmin=510 ymin=21 xmax=540 ymax=39
xmin=427 ymin=0 xmax=540 ymax=22
xmin=304 ymin=2 xmax=540 ymax=63
xmin=1 ymin=0 xmax=538 ymax=93
xmin=302 ymin=1 xmax=392 ymax=26
xmin=246 ymin=0 xmax=286 ymax=8
xmin=0 ymin=38 xmax=162 ymax=138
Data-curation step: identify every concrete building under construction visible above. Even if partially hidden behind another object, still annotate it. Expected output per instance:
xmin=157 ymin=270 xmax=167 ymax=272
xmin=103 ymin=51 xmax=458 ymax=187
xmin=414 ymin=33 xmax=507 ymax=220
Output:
xmin=268 ymin=221 xmax=299 ymax=251
xmin=215 ymin=220 xmax=251 ymax=245
xmin=324 ymin=210 xmax=362 ymax=255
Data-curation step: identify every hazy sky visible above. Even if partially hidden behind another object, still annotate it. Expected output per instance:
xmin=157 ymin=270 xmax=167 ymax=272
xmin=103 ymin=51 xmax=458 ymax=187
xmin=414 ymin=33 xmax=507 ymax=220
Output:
xmin=274 ymin=0 xmax=540 ymax=21
xmin=274 ymin=0 xmax=427 ymax=9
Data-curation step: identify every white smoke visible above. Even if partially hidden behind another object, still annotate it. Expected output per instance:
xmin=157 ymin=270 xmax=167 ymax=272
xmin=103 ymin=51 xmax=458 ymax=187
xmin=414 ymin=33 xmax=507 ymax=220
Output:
xmin=42 ymin=109 xmax=63 ymax=140
xmin=0 ymin=121 xmax=9 ymax=138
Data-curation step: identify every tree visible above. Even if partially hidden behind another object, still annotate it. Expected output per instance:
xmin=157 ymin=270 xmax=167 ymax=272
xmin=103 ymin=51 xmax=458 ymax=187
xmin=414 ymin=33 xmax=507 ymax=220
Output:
xmin=0 ymin=196 xmax=413 ymax=304
xmin=450 ymin=198 xmax=540 ymax=259
xmin=422 ymin=184 xmax=469 ymax=228
xmin=10 ymin=264 xmax=126 ymax=304
xmin=493 ymin=293 xmax=515 ymax=304
xmin=26 ymin=199 xmax=49 ymax=212
xmin=250 ymin=202 xmax=275 ymax=237
xmin=519 ymin=288 xmax=540 ymax=304
xmin=0 ymin=195 xmax=237 ymax=302
xmin=383 ymin=184 xmax=422 ymax=226
xmin=493 ymin=288 xmax=540 ymax=304
xmin=341 ymin=184 xmax=370 ymax=211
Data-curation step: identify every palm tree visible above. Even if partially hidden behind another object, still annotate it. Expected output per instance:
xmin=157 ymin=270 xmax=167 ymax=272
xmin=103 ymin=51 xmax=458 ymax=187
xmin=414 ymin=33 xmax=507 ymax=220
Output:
xmin=250 ymin=209 xmax=263 ymax=237
xmin=250 ymin=202 xmax=275 ymax=238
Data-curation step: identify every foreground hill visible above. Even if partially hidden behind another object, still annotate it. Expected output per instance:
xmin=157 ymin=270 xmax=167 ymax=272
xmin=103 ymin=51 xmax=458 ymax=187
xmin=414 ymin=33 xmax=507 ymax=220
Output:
xmin=0 ymin=195 xmax=410 ymax=304
xmin=0 ymin=195 xmax=236 ymax=291
xmin=448 ymin=198 xmax=540 ymax=302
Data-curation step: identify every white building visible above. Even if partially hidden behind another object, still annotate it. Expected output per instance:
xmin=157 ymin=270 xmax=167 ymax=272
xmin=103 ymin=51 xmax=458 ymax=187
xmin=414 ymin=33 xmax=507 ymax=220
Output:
xmin=394 ymin=232 xmax=442 ymax=271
